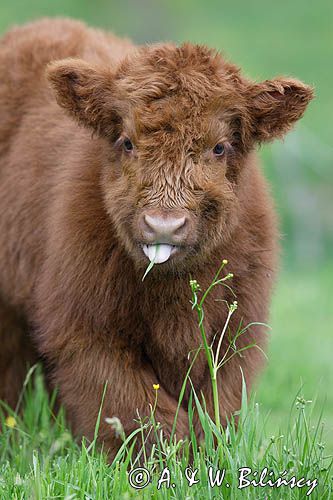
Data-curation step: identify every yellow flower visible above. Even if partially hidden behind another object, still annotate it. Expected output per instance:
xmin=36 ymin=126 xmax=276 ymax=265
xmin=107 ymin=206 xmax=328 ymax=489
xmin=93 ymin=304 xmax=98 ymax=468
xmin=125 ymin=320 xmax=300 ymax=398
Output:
xmin=222 ymin=259 xmax=228 ymax=265
xmin=5 ymin=416 xmax=16 ymax=428
xmin=153 ymin=384 xmax=160 ymax=391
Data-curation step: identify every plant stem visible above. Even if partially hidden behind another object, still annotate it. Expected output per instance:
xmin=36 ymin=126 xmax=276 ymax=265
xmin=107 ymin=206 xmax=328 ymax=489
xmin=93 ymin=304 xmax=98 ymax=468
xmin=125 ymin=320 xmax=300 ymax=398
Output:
xmin=211 ymin=371 xmax=221 ymax=432
xmin=197 ymin=304 xmax=221 ymax=435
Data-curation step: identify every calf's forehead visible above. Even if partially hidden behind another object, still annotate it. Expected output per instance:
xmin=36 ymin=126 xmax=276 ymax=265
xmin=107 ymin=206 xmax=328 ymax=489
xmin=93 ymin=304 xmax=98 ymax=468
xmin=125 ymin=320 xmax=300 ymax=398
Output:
xmin=118 ymin=45 xmax=244 ymax=148
xmin=124 ymin=96 xmax=233 ymax=155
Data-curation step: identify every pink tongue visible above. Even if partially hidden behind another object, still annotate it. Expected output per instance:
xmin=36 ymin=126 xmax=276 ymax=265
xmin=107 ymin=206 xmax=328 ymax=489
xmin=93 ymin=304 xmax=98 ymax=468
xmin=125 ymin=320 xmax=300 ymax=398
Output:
xmin=143 ymin=244 xmax=173 ymax=264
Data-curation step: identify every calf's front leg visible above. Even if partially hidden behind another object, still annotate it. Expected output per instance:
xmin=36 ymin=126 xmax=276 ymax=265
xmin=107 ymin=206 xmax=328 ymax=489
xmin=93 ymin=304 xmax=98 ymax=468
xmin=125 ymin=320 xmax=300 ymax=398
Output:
xmin=36 ymin=330 xmax=188 ymax=460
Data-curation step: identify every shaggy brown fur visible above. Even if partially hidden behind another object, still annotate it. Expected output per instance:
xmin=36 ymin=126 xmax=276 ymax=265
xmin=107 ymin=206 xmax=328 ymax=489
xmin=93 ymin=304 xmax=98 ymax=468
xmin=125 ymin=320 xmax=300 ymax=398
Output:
xmin=0 ymin=18 xmax=313 ymax=457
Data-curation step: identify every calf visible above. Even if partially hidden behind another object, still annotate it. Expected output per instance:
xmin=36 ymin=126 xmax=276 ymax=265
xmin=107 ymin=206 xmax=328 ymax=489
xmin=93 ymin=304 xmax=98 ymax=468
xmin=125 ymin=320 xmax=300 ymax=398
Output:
xmin=0 ymin=18 xmax=312 ymax=457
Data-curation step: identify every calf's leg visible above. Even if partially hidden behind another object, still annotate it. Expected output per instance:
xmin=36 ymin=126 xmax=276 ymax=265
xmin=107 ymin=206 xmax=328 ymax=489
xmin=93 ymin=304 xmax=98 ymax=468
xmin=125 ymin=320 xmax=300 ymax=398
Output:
xmin=0 ymin=299 xmax=38 ymax=409
xmin=36 ymin=330 xmax=188 ymax=459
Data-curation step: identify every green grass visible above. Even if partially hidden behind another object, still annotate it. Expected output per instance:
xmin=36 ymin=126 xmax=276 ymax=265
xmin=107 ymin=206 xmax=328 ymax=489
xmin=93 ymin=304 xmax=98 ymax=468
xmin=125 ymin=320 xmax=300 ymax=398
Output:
xmin=0 ymin=359 xmax=331 ymax=498
xmin=1 ymin=267 xmax=332 ymax=498
xmin=257 ymin=265 xmax=333 ymax=451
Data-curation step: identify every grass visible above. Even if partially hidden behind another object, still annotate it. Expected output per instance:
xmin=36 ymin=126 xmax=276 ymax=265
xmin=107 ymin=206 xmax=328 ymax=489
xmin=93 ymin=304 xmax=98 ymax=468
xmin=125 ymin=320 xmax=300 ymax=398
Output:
xmin=1 ymin=265 xmax=332 ymax=498
xmin=257 ymin=264 xmax=333 ymax=451
xmin=1 ymin=372 xmax=332 ymax=498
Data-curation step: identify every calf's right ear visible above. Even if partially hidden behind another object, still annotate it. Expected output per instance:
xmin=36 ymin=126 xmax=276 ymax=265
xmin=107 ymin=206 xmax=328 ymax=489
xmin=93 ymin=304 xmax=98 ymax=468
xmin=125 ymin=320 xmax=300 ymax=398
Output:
xmin=46 ymin=58 xmax=122 ymax=137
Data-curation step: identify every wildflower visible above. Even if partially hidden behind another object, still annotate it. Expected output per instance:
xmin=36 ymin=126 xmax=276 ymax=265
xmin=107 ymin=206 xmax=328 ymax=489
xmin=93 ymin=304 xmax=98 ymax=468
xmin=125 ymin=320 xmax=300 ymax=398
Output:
xmin=153 ymin=384 xmax=160 ymax=390
xmin=222 ymin=259 xmax=228 ymax=265
xmin=5 ymin=416 xmax=16 ymax=428
xmin=229 ymin=300 xmax=238 ymax=313
xmin=189 ymin=279 xmax=200 ymax=292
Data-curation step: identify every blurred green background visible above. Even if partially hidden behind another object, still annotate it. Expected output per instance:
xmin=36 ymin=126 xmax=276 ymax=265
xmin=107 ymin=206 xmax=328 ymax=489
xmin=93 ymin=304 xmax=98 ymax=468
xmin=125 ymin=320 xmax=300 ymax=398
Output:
xmin=1 ymin=1 xmax=332 ymax=445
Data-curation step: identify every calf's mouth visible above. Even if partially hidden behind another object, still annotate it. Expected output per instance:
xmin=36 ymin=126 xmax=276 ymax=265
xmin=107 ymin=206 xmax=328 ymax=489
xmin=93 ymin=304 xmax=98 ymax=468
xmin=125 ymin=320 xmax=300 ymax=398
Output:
xmin=141 ymin=243 xmax=180 ymax=264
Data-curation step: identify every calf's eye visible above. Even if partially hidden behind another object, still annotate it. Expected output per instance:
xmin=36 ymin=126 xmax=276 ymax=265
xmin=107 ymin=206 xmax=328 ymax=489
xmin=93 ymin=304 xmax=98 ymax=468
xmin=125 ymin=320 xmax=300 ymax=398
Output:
xmin=213 ymin=143 xmax=225 ymax=157
xmin=123 ymin=138 xmax=134 ymax=152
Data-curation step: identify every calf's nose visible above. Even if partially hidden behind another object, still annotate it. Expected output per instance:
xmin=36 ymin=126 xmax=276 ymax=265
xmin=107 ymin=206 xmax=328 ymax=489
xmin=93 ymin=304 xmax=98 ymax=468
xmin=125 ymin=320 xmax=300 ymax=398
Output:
xmin=141 ymin=212 xmax=188 ymax=244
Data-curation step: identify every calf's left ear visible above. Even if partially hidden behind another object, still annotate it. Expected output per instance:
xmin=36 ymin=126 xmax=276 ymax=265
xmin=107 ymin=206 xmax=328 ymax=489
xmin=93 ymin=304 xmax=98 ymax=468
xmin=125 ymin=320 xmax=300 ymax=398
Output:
xmin=46 ymin=58 xmax=122 ymax=137
xmin=247 ymin=78 xmax=314 ymax=143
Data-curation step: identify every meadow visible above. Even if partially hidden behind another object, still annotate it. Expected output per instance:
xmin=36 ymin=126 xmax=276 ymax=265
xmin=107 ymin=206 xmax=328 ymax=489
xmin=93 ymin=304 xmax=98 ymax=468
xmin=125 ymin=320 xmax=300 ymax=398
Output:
xmin=0 ymin=0 xmax=332 ymax=497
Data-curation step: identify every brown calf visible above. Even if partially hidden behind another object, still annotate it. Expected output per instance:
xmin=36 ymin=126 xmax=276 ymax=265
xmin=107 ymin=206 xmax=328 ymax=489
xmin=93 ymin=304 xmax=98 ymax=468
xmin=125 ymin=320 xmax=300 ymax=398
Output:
xmin=0 ymin=18 xmax=313 ymax=457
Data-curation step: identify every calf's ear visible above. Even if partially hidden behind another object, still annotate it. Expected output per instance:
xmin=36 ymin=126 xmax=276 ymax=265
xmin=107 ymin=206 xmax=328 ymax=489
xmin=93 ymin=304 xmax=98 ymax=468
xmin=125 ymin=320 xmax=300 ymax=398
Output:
xmin=247 ymin=78 xmax=314 ymax=143
xmin=46 ymin=58 xmax=121 ymax=137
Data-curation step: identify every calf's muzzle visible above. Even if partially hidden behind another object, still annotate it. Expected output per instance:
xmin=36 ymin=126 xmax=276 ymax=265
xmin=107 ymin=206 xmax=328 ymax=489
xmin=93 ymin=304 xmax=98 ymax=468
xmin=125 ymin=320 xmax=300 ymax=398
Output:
xmin=138 ymin=209 xmax=191 ymax=264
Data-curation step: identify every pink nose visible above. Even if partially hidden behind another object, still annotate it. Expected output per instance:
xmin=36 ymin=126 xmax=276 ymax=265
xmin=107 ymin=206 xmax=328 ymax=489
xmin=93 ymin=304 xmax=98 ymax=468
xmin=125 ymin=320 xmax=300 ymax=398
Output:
xmin=140 ymin=212 xmax=188 ymax=244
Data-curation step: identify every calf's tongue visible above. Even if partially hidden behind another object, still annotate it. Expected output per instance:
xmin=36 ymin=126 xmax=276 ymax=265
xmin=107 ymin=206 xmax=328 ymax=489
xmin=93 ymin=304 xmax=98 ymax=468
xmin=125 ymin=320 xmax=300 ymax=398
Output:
xmin=142 ymin=244 xmax=173 ymax=264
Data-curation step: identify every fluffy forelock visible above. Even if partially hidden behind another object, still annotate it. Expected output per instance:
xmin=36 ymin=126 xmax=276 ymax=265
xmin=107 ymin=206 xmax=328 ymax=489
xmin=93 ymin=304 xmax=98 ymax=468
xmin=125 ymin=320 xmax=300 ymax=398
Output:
xmin=114 ymin=43 xmax=243 ymax=106
xmin=111 ymin=43 xmax=247 ymax=141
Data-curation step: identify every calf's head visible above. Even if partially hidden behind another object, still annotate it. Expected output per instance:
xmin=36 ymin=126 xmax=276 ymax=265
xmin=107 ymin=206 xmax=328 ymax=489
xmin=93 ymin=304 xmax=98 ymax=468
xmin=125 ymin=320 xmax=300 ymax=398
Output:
xmin=47 ymin=44 xmax=313 ymax=270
